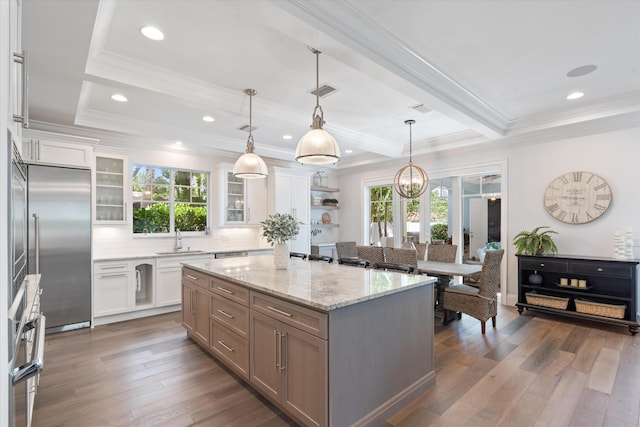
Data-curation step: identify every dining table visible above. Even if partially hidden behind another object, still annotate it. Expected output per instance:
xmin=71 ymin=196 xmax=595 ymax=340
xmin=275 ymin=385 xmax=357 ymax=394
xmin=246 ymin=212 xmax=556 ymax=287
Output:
xmin=416 ymin=260 xmax=483 ymax=314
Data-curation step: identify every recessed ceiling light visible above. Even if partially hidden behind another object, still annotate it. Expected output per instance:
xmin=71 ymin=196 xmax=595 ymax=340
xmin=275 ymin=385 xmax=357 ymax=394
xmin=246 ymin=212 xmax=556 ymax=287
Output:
xmin=345 ymin=149 xmax=353 ymax=154
xmin=175 ymin=140 xmax=182 ymax=146
xmin=566 ymin=65 xmax=597 ymax=78
xmin=111 ymin=93 xmax=128 ymax=102
xmin=202 ymin=115 xmax=215 ymax=122
xmin=140 ymin=26 xmax=164 ymax=41
xmin=282 ymin=135 xmax=292 ymax=140
xmin=566 ymin=92 xmax=584 ymax=100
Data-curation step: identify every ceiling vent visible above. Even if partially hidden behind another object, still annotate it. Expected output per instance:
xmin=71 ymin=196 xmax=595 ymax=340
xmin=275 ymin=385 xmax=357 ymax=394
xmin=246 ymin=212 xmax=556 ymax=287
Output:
xmin=237 ymin=125 xmax=257 ymax=132
xmin=310 ymin=84 xmax=337 ymax=98
xmin=410 ymin=103 xmax=431 ymax=114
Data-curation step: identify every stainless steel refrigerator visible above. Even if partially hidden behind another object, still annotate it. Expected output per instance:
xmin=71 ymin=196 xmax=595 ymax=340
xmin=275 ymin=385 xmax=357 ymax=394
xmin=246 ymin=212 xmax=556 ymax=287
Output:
xmin=28 ymin=164 xmax=91 ymax=332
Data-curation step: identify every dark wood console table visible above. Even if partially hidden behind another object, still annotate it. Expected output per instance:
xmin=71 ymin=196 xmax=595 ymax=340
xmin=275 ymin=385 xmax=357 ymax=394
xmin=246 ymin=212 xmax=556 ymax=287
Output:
xmin=516 ymin=254 xmax=639 ymax=335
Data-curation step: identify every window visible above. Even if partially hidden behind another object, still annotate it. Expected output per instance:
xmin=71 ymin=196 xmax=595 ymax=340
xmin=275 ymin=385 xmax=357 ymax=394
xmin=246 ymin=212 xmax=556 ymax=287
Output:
xmin=132 ymin=165 xmax=208 ymax=234
xmin=369 ymin=185 xmax=393 ymax=245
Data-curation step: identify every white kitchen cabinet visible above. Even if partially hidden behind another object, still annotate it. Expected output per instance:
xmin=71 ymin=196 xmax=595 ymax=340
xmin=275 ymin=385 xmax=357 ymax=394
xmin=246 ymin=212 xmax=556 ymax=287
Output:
xmin=219 ymin=167 xmax=267 ymax=226
xmin=94 ymin=153 xmax=128 ymax=224
xmin=8 ymin=0 xmax=25 ymax=137
xmin=93 ymin=261 xmax=134 ymax=317
xmin=270 ymin=168 xmax=310 ymax=254
xmin=93 ymin=258 xmax=155 ymax=319
xmin=156 ymin=254 xmax=211 ymax=306
xmin=21 ymin=130 xmax=97 ymax=168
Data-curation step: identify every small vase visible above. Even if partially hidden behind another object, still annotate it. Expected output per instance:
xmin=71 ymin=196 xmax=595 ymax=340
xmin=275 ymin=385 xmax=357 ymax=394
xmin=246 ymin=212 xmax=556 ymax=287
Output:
xmin=273 ymin=243 xmax=289 ymax=270
xmin=528 ymin=270 xmax=543 ymax=285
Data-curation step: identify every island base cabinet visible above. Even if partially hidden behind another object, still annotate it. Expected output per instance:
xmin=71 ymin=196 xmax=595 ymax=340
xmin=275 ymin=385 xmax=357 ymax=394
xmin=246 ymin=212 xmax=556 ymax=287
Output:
xmin=250 ymin=310 xmax=327 ymax=427
xmin=210 ymin=321 xmax=249 ymax=380
xmin=182 ymin=281 xmax=210 ymax=346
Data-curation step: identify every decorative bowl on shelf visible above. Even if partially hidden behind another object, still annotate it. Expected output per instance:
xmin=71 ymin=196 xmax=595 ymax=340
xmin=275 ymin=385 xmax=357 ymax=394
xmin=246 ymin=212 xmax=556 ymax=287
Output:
xmin=322 ymin=198 xmax=338 ymax=206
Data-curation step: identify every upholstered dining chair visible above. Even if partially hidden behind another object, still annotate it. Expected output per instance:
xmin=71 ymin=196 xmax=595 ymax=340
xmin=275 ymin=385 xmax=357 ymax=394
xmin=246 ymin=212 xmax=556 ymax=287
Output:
xmin=335 ymin=241 xmax=357 ymax=259
xmin=356 ymin=245 xmax=385 ymax=265
xmin=426 ymin=243 xmax=458 ymax=263
xmin=441 ymin=249 xmax=504 ymax=334
xmin=383 ymin=247 xmax=418 ymax=269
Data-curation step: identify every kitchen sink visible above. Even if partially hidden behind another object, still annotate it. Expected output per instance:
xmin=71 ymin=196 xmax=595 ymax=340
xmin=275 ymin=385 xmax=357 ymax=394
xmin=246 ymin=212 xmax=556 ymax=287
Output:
xmin=155 ymin=250 xmax=208 ymax=255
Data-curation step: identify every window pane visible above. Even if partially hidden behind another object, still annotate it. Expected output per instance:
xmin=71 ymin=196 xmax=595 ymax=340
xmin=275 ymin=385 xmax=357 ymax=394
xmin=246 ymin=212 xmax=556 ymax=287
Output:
xmin=175 ymin=203 xmax=207 ymax=232
xmin=369 ymin=185 xmax=393 ymax=245
xmin=462 ymin=176 xmax=481 ymax=196
xmin=430 ymin=180 xmax=449 ymax=242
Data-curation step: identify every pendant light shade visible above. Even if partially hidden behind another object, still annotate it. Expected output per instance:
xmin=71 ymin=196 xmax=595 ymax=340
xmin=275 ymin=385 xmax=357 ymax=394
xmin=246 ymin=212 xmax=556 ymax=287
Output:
xmin=233 ymin=89 xmax=268 ymax=179
xmin=393 ymin=120 xmax=428 ymax=199
xmin=295 ymin=48 xmax=340 ymax=165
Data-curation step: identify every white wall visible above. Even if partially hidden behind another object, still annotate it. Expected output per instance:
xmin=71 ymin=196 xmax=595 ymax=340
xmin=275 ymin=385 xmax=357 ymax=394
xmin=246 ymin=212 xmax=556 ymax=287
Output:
xmin=337 ymin=126 xmax=640 ymax=308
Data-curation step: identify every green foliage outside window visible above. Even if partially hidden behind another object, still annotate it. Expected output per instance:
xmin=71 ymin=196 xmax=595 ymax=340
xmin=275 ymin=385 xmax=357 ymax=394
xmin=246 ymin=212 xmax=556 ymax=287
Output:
xmin=431 ymin=223 xmax=449 ymax=241
xmin=370 ymin=186 xmax=393 ymax=238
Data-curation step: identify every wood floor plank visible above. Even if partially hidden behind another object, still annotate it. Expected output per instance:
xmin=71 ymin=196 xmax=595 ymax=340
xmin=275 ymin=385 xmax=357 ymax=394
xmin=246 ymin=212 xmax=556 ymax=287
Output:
xmin=15 ymin=305 xmax=639 ymax=427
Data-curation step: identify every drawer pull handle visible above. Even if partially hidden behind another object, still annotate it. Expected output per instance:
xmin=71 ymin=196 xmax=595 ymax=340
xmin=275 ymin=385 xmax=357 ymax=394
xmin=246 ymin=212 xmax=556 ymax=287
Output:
xmin=539 ymin=263 xmax=545 ymax=267
xmin=186 ymin=275 xmax=198 ymax=281
xmin=217 ymin=286 xmax=234 ymax=294
xmin=217 ymin=341 xmax=234 ymax=352
xmin=267 ymin=305 xmax=293 ymax=317
xmin=597 ymin=268 xmax=603 ymax=272
xmin=274 ymin=330 xmax=280 ymax=369
xmin=217 ymin=309 xmax=234 ymax=319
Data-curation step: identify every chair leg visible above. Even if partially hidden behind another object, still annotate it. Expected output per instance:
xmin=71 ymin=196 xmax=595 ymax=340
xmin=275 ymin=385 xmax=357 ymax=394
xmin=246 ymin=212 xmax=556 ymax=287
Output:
xmin=481 ymin=321 xmax=486 ymax=334
xmin=492 ymin=316 xmax=496 ymax=328
xmin=443 ymin=309 xmax=449 ymax=325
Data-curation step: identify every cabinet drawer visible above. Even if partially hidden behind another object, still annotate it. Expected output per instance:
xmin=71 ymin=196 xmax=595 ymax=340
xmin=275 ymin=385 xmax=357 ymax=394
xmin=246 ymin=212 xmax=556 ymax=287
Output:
xmin=95 ymin=261 xmax=130 ymax=275
xmin=182 ymin=268 xmax=210 ymax=289
xmin=210 ymin=321 xmax=249 ymax=380
xmin=571 ymin=262 xmax=632 ymax=278
xmin=210 ymin=278 xmax=249 ymax=305
xmin=520 ymin=259 xmax=568 ymax=273
xmin=211 ymin=294 xmax=249 ymax=338
xmin=250 ymin=291 xmax=327 ymax=339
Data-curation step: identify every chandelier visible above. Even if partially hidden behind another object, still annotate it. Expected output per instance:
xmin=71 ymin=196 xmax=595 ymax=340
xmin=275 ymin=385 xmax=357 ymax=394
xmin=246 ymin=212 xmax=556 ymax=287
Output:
xmin=393 ymin=119 xmax=428 ymax=199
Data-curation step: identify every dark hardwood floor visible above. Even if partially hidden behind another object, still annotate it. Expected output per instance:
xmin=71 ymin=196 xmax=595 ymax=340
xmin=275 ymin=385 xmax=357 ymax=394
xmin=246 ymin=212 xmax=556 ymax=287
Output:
xmin=15 ymin=305 xmax=640 ymax=426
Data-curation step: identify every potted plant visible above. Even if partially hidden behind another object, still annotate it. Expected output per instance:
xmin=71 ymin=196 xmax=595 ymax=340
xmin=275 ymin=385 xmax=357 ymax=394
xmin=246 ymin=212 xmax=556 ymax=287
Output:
xmin=513 ymin=226 xmax=558 ymax=255
xmin=260 ymin=213 xmax=301 ymax=269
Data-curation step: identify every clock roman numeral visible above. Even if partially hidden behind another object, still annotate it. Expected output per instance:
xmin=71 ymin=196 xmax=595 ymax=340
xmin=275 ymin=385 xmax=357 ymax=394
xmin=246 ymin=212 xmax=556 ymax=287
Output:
xmin=572 ymin=172 xmax=582 ymax=182
xmin=570 ymin=213 xmax=579 ymax=223
xmin=596 ymin=194 xmax=611 ymax=200
xmin=585 ymin=174 xmax=594 ymax=184
xmin=547 ymin=203 xmax=560 ymax=212
xmin=593 ymin=204 xmax=606 ymax=212
xmin=593 ymin=183 xmax=607 ymax=191
xmin=560 ymin=175 xmax=569 ymax=184
xmin=556 ymin=210 xmax=567 ymax=221
xmin=586 ymin=211 xmax=594 ymax=221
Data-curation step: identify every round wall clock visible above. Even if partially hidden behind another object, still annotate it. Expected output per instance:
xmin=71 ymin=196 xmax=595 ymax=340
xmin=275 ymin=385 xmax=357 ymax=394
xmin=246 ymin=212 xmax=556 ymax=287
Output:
xmin=544 ymin=171 xmax=612 ymax=224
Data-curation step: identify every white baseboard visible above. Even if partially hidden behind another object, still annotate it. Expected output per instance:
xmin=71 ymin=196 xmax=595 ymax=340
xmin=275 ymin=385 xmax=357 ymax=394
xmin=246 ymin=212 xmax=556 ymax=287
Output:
xmin=93 ymin=305 xmax=180 ymax=326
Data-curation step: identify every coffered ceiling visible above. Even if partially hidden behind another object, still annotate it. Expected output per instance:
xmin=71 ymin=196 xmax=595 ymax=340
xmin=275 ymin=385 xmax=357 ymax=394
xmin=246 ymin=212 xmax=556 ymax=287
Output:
xmin=22 ymin=0 xmax=640 ymax=168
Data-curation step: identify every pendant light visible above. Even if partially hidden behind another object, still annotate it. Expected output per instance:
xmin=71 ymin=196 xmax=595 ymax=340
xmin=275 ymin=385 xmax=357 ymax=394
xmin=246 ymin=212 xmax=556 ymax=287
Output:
xmin=233 ymin=89 xmax=268 ymax=179
xmin=295 ymin=48 xmax=341 ymax=165
xmin=393 ymin=120 xmax=428 ymax=199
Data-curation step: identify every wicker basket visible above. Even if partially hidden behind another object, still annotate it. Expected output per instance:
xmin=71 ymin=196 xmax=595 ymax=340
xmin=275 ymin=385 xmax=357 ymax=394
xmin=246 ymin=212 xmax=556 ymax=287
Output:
xmin=525 ymin=292 xmax=569 ymax=310
xmin=575 ymin=299 xmax=626 ymax=319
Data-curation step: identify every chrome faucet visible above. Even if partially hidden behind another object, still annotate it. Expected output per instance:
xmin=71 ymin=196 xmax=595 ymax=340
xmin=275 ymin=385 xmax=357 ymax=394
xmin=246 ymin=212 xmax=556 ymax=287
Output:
xmin=175 ymin=229 xmax=183 ymax=251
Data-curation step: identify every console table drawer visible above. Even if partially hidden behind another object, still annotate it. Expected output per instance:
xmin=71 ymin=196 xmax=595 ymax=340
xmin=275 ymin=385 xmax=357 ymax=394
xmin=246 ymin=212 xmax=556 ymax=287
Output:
xmin=520 ymin=259 xmax=568 ymax=273
xmin=571 ymin=262 xmax=632 ymax=278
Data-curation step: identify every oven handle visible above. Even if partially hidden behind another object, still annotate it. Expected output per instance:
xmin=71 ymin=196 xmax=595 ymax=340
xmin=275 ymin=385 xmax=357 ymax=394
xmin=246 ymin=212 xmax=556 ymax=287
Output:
xmin=12 ymin=314 xmax=46 ymax=385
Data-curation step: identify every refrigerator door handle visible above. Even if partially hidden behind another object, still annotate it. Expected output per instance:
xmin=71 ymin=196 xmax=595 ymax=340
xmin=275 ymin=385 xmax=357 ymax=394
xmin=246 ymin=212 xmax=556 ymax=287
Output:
xmin=33 ymin=213 xmax=40 ymax=274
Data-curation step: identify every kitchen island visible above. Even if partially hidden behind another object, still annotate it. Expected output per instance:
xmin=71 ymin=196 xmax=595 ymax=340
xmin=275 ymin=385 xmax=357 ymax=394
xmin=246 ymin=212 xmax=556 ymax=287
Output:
xmin=182 ymin=255 xmax=437 ymax=427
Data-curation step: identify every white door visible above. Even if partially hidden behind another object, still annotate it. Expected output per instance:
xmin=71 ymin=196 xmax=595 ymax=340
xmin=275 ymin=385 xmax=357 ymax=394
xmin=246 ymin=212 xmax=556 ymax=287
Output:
xmin=469 ymin=198 xmax=487 ymax=259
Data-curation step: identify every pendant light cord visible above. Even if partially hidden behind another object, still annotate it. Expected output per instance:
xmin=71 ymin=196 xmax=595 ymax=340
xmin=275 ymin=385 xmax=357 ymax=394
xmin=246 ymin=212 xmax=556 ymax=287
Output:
xmin=315 ymin=50 xmax=320 ymax=109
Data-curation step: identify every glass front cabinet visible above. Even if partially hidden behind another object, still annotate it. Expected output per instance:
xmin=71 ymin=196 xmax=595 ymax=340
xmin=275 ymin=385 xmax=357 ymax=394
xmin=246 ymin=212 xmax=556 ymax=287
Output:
xmin=219 ymin=167 xmax=266 ymax=226
xmin=94 ymin=153 xmax=127 ymax=223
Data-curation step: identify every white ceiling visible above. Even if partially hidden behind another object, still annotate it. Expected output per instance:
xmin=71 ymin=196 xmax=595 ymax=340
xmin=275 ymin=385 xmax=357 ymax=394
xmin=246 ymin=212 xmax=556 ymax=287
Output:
xmin=22 ymin=0 xmax=640 ymax=169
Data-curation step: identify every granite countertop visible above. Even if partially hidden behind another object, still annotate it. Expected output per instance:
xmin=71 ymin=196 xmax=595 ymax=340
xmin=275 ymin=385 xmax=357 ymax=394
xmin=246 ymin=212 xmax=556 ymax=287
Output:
xmin=185 ymin=255 xmax=437 ymax=312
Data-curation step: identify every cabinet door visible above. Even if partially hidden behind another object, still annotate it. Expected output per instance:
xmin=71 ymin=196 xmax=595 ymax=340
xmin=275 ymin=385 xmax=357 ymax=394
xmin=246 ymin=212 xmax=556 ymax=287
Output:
xmin=225 ymin=172 xmax=246 ymax=224
xmin=193 ymin=286 xmax=211 ymax=345
xmin=289 ymin=224 xmax=310 ymax=254
xmin=157 ymin=266 xmax=182 ymax=306
xmin=275 ymin=173 xmax=294 ymax=214
xmin=246 ymin=177 xmax=267 ymax=225
xmin=291 ymin=175 xmax=310 ymax=222
xmin=282 ymin=324 xmax=328 ymax=427
xmin=182 ymin=282 xmax=195 ymax=331
xmin=26 ymin=139 xmax=93 ymax=167
xmin=250 ymin=310 xmax=282 ymax=401
xmin=94 ymin=270 xmax=133 ymax=316
xmin=94 ymin=154 xmax=127 ymax=223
